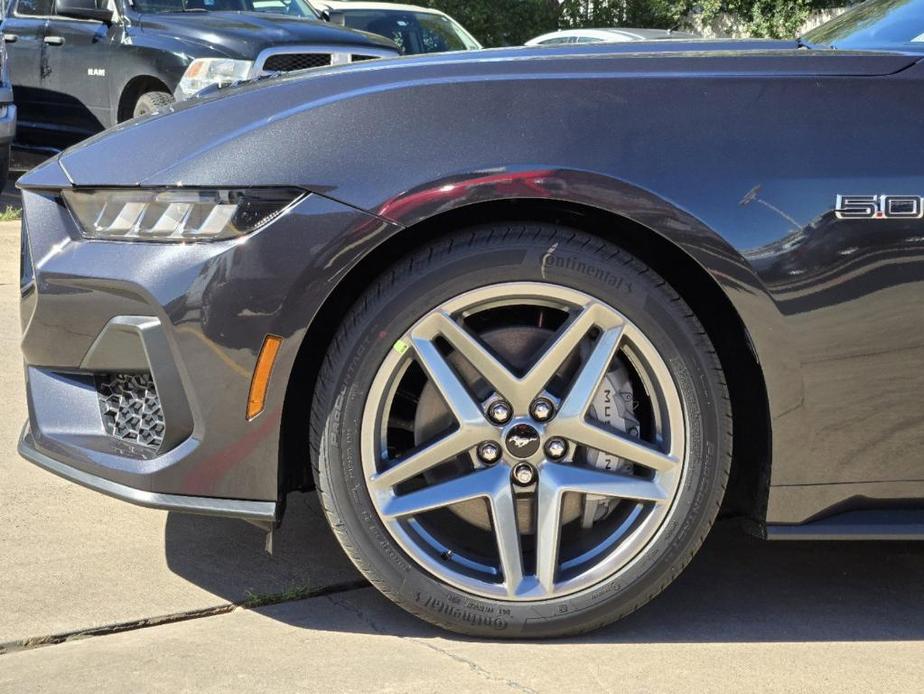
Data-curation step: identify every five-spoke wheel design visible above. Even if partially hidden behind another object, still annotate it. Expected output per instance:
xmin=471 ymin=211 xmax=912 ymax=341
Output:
xmin=362 ymin=282 xmax=686 ymax=601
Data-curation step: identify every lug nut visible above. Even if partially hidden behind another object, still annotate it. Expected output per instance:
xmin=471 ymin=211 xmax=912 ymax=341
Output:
xmin=530 ymin=398 xmax=554 ymax=422
xmin=512 ymin=462 xmax=537 ymax=486
xmin=545 ymin=438 xmax=568 ymax=460
xmin=477 ymin=442 xmax=501 ymax=465
xmin=487 ymin=400 xmax=512 ymax=424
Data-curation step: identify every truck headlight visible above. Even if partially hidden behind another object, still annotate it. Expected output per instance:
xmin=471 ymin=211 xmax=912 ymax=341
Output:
xmin=175 ymin=58 xmax=254 ymax=100
xmin=62 ymin=188 xmax=305 ymax=242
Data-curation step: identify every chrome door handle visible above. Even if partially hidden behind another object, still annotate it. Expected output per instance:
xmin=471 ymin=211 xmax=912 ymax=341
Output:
xmin=43 ymin=36 xmax=65 ymax=46
xmin=3 ymin=34 xmax=18 ymax=43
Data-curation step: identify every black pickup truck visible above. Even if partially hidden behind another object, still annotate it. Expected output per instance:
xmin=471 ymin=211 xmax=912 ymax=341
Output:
xmin=2 ymin=0 xmax=397 ymax=155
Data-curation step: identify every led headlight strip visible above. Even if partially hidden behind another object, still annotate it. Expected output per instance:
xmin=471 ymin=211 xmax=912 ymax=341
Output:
xmin=62 ymin=188 xmax=306 ymax=242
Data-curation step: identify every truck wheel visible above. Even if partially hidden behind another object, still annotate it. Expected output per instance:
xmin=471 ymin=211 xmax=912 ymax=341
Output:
xmin=133 ymin=91 xmax=174 ymax=118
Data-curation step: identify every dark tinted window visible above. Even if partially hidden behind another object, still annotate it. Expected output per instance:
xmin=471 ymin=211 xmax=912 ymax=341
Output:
xmin=15 ymin=0 xmax=53 ymax=15
xmin=805 ymin=0 xmax=924 ymax=49
xmin=342 ymin=10 xmax=479 ymax=54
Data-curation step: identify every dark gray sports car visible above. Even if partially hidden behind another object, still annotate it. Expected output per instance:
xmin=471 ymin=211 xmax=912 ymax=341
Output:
xmin=16 ymin=0 xmax=924 ymax=637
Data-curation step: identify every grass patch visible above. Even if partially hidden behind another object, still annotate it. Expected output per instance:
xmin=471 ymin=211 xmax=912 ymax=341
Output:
xmin=242 ymin=578 xmax=369 ymax=609
xmin=0 ymin=206 xmax=21 ymax=221
xmin=243 ymin=584 xmax=318 ymax=608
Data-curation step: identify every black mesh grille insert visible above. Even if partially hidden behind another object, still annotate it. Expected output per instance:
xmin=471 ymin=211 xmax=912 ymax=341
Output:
xmin=351 ymin=55 xmax=378 ymax=61
xmin=96 ymin=374 xmax=165 ymax=450
xmin=263 ymin=53 xmax=332 ymax=72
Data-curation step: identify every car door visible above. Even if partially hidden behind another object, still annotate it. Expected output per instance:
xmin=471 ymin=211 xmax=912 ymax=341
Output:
xmin=2 ymin=0 xmax=51 ymax=149
xmin=40 ymin=0 xmax=115 ymax=149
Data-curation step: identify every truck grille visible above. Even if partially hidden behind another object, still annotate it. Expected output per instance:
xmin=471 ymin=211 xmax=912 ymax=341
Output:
xmin=96 ymin=373 xmax=165 ymax=450
xmin=263 ymin=53 xmax=332 ymax=72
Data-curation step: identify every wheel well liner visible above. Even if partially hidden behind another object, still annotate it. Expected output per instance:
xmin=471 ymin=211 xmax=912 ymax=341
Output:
xmin=280 ymin=198 xmax=771 ymax=523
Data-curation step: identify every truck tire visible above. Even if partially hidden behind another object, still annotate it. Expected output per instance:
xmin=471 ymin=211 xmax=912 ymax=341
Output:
xmin=133 ymin=91 xmax=174 ymax=118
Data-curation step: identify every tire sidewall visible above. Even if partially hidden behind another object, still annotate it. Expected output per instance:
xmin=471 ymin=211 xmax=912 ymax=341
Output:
xmin=316 ymin=228 xmax=727 ymax=637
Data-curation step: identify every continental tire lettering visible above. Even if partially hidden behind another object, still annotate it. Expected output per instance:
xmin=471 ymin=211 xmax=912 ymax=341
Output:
xmin=541 ymin=254 xmax=633 ymax=291
xmin=423 ymin=597 xmax=509 ymax=630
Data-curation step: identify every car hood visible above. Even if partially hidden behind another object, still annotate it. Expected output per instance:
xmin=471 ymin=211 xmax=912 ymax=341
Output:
xmin=41 ymin=40 xmax=919 ymax=189
xmin=138 ymin=11 xmax=397 ymax=57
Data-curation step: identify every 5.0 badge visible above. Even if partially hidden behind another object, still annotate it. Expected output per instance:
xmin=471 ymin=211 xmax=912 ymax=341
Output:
xmin=835 ymin=194 xmax=924 ymax=220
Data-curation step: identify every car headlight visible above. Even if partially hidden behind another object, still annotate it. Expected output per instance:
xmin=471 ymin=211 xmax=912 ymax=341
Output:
xmin=175 ymin=58 xmax=254 ymax=100
xmin=62 ymin=188 xmax=305 ymax=242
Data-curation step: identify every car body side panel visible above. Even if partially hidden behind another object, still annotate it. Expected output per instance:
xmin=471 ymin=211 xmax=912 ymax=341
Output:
xmin=28 ymin=49 xmax=924 ymax=523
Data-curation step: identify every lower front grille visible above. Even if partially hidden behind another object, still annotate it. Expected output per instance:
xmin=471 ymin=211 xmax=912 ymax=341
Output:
xmin=263 ymin=53 xmax=332 ymax=72
xmin=96 ymin=373 xmax=165 ymax=450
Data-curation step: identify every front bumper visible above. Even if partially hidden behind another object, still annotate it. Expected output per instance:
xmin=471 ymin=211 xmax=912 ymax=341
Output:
xmin=18 ymin=171 xmax=394 ymax=518
xmin=18 ymin=427 xmax=276 ymax=522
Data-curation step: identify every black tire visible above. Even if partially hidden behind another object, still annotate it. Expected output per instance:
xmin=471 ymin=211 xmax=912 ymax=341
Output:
xmin=132 ymin=91 xmax=174 ymax=119
xmin=311 ymin=225 xmax=732 ymax=638
xmin=0 ymin=144 xmax=9 ymax=193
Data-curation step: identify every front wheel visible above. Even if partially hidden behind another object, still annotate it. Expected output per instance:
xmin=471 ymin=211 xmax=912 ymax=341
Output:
xmin=132 ymin=91 xmax=174 ymax=119
xmin=311 ymin=225 xmax=732 ymax=637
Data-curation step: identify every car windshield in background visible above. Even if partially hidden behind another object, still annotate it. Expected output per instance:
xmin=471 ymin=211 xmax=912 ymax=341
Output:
xmin=340 ymin=11 xmax=480 ymax=53
xmin=804 ymin=0 xmax=924 ymax=50
xmin=133 ymin=0 xmax=319 ymax=17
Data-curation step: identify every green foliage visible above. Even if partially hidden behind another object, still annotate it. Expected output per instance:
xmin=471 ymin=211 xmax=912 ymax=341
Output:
xmin=0 ymin=206 xmax=21 ymax=222
xmin=705 ymin=0 xmax=812 ymax=38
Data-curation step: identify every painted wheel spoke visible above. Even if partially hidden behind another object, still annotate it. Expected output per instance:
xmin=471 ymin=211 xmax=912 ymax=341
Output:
xmin=535 ymin=473 xmax=564 ymax=593
xmin=372 ymin=429 xmax=477 ymax=490
xmin=488 ymin=481 xmax=525 ymax=595
xmin=411 ymin=335 xmax=485 ymax=427
xmin=431 ymin=311 xmax=520 ymax=405
xmin=380 ymin=466 xmax=503 ymax=518
xmin=544 ymin=461 xmax=668 ymax=503
xmin=557 ymin=324 xmax=625 ymax=421
xmin=563 ymin=421 xmax=679 ymax=472
xmin=516 ymin=305 xmax=603 ymax=410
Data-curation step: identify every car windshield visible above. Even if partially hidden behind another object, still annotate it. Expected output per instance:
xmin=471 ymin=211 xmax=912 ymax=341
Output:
xmin=339 ymin=10 xmax=480 ymax=53
xmin=804 ymin=0 xmax=924 ymax=50
xmin=132 ymin=0 xmax=319 ymax=17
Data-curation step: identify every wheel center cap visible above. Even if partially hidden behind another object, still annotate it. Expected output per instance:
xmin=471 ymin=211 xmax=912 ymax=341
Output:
xmin=505 ymin=423 xmax=541 ymax=458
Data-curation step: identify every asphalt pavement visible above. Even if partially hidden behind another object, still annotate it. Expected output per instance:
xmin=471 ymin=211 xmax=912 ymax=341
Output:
xmin=1 ymin=220 xmax=922 ymax=692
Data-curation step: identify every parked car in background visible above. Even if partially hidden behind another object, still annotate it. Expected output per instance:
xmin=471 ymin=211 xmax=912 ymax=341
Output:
xmin=0 ymin=24 xmax=16 ymax=182
xmin=2 ymin=0 xmax=397 ymax=156
xmin=315 ymin=1 xmax=481 ymax=54
xmin=526 ymin=27 xmax=698 ymax=46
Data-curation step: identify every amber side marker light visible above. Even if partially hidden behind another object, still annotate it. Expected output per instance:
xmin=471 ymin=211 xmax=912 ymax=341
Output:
xmin=247 ymin=334 xmax=283 ymax=420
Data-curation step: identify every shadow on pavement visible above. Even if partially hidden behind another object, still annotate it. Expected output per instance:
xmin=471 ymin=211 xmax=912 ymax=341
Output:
xmin=163 ymin=491 xmax=363 ymax=603
xmin=165 ymin=501 xmax=924 ymax=643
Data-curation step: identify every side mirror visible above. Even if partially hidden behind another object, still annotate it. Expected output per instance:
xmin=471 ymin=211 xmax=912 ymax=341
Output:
xmin=55 ymin=0 xmax=113 ymax=23
xmin=327 ymin=10 xmax=345 ymax=26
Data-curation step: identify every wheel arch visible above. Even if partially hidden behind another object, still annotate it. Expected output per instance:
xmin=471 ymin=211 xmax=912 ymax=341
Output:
xmin=117 ymin=76 xmax=173 ymax=123
xmin=280 ymin=196 xmax=773 ymax=526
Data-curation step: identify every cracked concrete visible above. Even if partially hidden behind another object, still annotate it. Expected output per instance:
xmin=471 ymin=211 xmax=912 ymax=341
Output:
xmin=3 ymin=217 xmax=924 ymax=692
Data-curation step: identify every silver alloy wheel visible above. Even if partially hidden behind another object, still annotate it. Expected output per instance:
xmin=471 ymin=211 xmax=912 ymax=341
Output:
xmin=361 ymin=282 xmax=686 ymax=601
